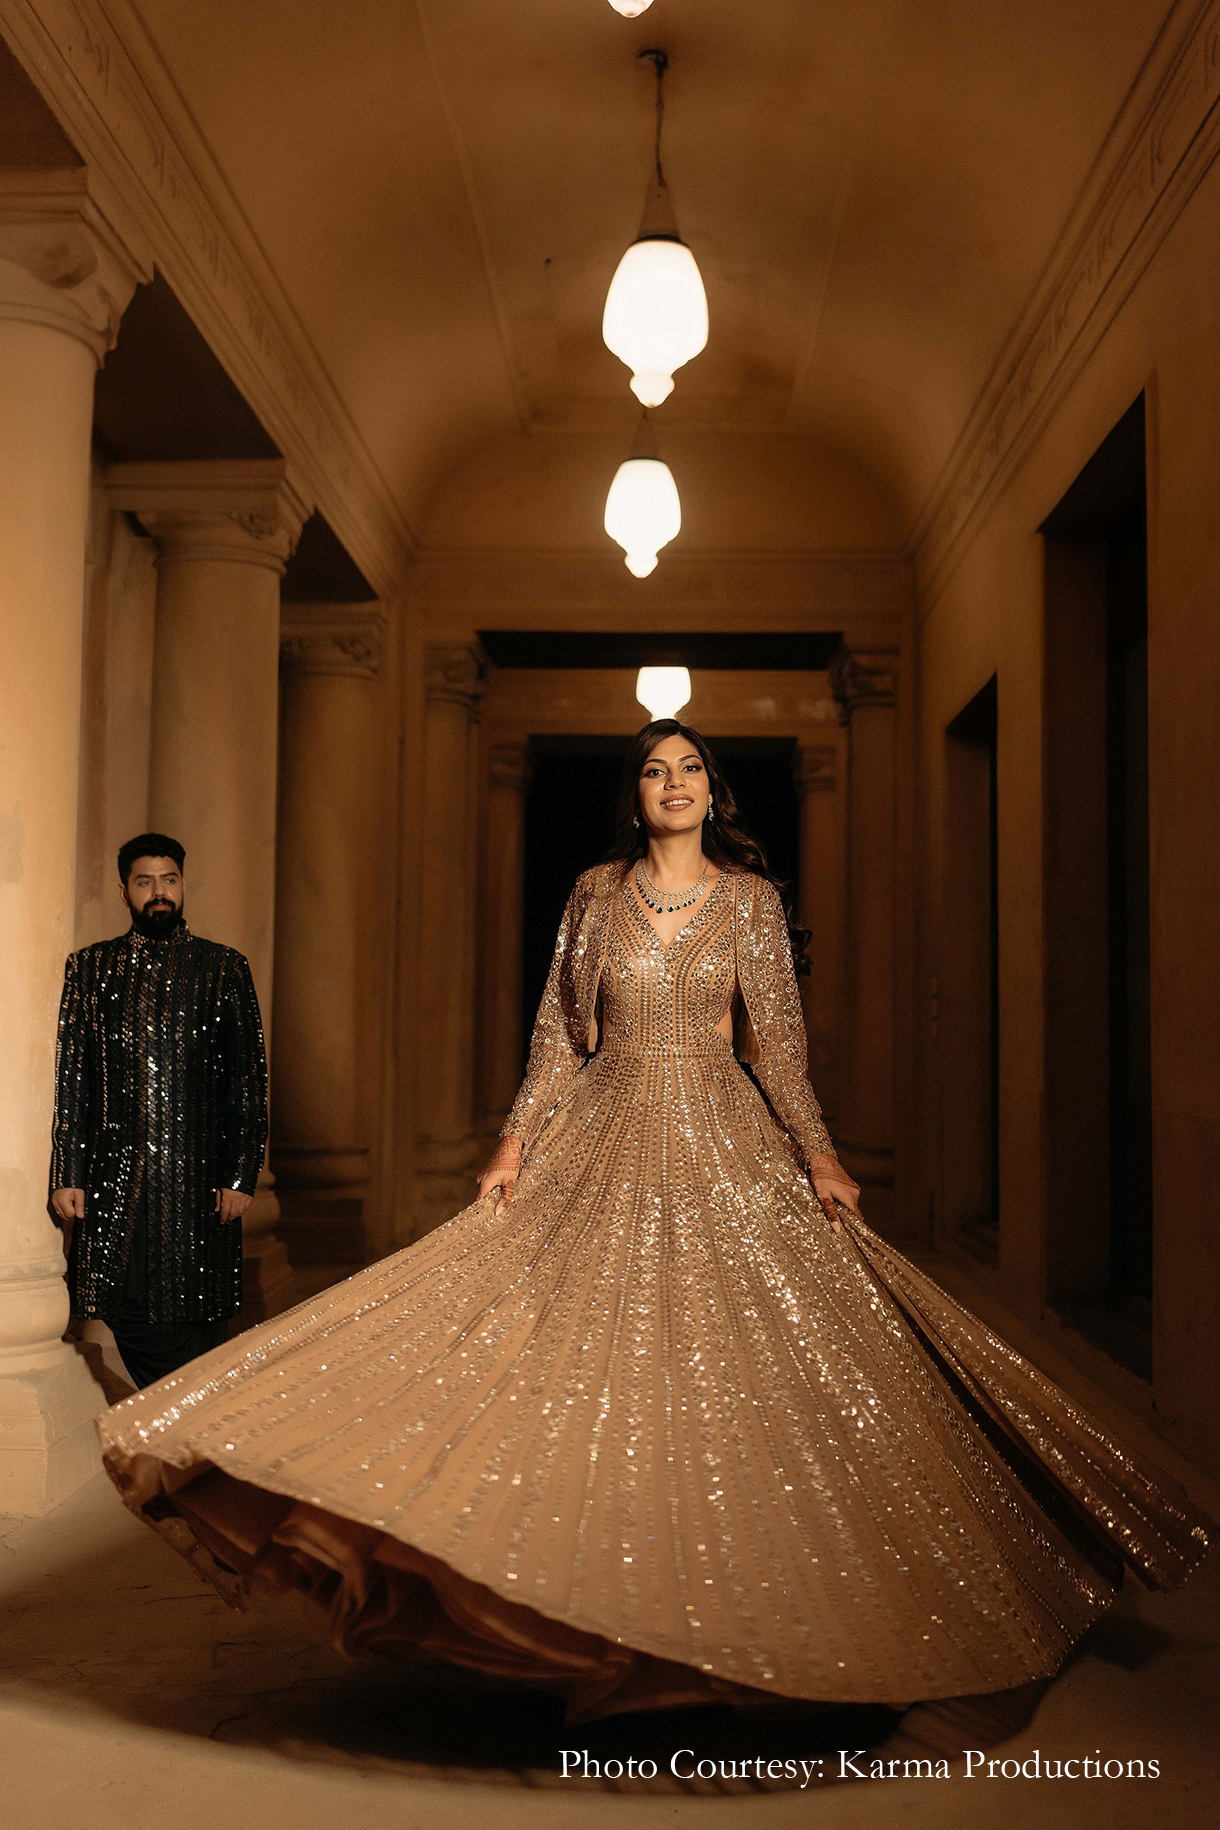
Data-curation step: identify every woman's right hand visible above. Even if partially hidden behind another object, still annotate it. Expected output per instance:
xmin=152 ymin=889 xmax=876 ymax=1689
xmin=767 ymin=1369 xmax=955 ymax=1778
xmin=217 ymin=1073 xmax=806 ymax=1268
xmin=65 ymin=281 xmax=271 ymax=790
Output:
xmin=477 ymin=1136 xmax=523 ymax=1215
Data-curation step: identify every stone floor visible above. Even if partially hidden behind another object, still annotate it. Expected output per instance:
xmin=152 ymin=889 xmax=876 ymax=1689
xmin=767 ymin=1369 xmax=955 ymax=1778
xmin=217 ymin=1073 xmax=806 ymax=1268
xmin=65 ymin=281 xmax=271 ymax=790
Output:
xmin=3 ymin=1318 xmax=1219 ymax=1830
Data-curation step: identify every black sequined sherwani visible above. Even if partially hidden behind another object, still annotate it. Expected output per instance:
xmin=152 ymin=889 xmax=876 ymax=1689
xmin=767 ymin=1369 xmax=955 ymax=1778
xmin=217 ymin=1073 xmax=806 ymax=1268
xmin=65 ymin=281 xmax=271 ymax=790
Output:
xmin=50 ymin=924 xmax=268 ymax=1326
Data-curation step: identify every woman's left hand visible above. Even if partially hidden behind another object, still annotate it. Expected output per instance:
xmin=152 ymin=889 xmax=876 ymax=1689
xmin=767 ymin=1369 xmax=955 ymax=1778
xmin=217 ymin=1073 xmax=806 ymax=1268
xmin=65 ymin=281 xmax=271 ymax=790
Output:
xmin=810 ymin=1160 xmax=862 ymax=1233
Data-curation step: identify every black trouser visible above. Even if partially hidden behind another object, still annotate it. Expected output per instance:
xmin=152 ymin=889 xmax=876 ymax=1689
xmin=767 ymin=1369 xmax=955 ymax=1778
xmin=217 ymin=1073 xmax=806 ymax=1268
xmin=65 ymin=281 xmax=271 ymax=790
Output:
xmin=109 ymin=1192 xmax=230 ymax=1390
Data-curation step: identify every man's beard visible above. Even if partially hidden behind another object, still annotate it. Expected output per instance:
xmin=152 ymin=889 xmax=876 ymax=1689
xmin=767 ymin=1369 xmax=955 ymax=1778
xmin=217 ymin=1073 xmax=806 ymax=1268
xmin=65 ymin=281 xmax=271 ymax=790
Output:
xmin=130 ymin=899 xmax=183 ymax=939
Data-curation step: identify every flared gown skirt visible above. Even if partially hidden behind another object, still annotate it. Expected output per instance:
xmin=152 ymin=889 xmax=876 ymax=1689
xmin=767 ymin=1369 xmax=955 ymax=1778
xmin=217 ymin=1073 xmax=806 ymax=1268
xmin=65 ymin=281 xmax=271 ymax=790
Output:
xmin=98 ymin=1038 xmax=1211 ymax=1722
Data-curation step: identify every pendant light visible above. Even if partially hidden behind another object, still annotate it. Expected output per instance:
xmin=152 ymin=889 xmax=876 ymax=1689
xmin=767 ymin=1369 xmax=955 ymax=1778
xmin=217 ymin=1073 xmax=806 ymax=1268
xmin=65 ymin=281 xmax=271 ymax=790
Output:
xmin=636 ymin=666 xmax=691 ymax=720
xmin=602 ymin=50 xmax=708 ymax=408
xmin=604 ymin=412 xmax=681 ymax=579
xmin=608 ymin=1 xmax=655 ymax=15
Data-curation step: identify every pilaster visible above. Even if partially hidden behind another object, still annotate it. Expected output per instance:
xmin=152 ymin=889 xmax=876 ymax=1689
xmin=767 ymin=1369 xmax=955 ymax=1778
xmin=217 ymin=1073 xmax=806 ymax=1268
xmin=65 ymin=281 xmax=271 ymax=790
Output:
xmin=273 ymin=603 xmax=387 ymax=1277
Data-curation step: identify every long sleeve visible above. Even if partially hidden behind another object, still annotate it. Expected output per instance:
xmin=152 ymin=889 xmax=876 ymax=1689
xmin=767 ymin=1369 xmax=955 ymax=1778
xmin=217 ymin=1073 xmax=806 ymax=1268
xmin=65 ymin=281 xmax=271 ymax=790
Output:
xmin=502 ymin=885 xmax=589 ymax=1154
xmin=735 ymin=877 xmax=836 ymax=1170
xmin=216 ymin=952 xmax=268 ymax=1194
xmin=50 ymin=953 xmax=91 ymax=1193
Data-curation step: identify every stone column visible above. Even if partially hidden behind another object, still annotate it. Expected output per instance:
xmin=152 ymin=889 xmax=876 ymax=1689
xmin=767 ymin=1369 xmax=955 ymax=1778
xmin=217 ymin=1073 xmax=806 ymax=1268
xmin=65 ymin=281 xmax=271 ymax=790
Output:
xmin=830 ymin=645 xmax=900 ymax=1226
xmin=74 ymin=495 xmax=158 ymax=949
xmin=272 ymin=605 xmax=386 ymax=1273
xmin=416 ymin=644 xmax=486 ymax=1236
xmin=0 ymin=173 xmax=149 ymax=1512
xmin=793 ymin=741 xmax=841 ymax=1125
xmin=106 ymin=460 xmax=309 ymax=1322
xmin=481 ymin=739 xmax=532 ymax=1136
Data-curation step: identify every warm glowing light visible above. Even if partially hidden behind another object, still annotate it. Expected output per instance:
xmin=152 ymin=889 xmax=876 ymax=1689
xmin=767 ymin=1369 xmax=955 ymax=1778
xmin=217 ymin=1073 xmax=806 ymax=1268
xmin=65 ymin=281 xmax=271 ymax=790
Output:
xmin=602 ymin=235 xmax=708 ymax=408
xmin=636 ymin=666 xmax=691 ymax=720
xmin=608 ymin=0 xmax=654 ymax=15
xmin=604 ymin=456 xmax=681 ymax=578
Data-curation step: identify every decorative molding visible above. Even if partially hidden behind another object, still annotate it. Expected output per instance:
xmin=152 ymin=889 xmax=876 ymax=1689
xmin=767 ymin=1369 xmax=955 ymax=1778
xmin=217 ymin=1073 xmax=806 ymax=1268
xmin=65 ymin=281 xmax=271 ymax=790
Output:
xmin=0 ymin=0 xmax=414 ymax=596
xmin=409 ymin=549 xmax=913 ymax=634
xmin=280 ymin=630 xmax=385 ymax=680
xmin=280 ymin=600 xmax=387 ymax=680
xmin=910 ymin=0 xmax=1220 ymax=594
xmin=106 ymin=458 xmax=309 ymax=573
xmin=424 ymin=641 xmax=486 ymax=711
xmin=0 ymin=166 xmax=150 ymax=358
xmin=487 ymin=739 xmax=532 ymax=791
xmin=829 ymin=645 xmax=899 ymax=720
xmin=793 ymin=743 xmax=837 ymax=795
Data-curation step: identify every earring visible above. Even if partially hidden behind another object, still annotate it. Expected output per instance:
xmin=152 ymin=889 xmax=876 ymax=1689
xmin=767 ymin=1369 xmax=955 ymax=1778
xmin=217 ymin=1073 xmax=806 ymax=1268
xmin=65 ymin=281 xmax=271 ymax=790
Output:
xmin=707 ymin=801 xmax=715 ymax=823
xmin=633 ymin=814 xmax=641 ymax=828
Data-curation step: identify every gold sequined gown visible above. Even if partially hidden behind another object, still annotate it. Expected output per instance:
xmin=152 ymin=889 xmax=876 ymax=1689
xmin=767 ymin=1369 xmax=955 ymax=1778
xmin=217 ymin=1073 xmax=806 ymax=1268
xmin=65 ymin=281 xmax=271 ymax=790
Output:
xmin=98 ymin=867 xmax=1211 ymax=1723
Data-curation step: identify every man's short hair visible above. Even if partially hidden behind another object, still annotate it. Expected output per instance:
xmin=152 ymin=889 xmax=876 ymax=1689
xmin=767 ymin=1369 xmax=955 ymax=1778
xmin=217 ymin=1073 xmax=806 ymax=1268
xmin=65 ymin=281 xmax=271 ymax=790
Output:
xmin=117 ymin=833 xmax=185 ymax=884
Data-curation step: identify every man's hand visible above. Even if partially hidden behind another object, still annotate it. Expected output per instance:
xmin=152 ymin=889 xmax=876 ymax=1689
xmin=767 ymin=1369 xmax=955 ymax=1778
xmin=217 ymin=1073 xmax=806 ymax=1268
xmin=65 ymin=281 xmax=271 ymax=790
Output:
xmin=51 ymin=1187 xmax=84 ymax=1223
xmin=215 ymin=1187 xmax=253 ymax=1224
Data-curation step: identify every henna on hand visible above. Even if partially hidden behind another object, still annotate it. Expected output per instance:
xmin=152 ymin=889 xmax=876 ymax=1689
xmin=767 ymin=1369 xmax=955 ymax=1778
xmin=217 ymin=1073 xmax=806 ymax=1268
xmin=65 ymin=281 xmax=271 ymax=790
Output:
xmin=477 ymin=1135 xmax=523 ymax=1215
xmin=808 ymin=1154 xmax=862 ymax=1232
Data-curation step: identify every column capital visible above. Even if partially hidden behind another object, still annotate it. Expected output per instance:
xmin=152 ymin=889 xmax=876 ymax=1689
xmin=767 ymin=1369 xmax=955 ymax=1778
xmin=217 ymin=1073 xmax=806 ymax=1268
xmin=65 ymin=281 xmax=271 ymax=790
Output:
xmin=106 ymin=459 xmax=311 ymax=574
xmin=281 ymin=603 xmax=387 ymax=679
xmin=488 ymin=739 xmax=533 ymax=791
xmin=793 ymin=742 xmax=837 ymax=796
xmin=829 ymin=644 xmax=899 ymax=723
xmin=425 ymin=643 xmax=486 ymax=712
xmin=0 ymin=169 xmax=152 ymax=362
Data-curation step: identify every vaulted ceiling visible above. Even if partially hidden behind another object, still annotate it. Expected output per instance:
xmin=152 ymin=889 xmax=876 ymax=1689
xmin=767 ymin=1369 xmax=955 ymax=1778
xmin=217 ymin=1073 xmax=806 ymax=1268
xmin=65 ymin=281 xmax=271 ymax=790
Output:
xmin=127 ymin=0 xmax=1167 ymax=544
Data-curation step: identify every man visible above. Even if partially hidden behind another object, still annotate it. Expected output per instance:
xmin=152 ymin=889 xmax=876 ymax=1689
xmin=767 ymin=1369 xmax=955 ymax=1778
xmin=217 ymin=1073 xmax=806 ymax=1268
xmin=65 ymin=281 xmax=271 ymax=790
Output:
xmin=50 ymin=833 xmax=268 ymax=1389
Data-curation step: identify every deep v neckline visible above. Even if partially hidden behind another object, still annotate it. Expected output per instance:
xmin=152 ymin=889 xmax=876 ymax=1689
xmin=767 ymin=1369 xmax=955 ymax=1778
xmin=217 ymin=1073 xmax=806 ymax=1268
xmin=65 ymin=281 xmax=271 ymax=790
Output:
xmin=624 ymin=868 xmax=725 ymax=954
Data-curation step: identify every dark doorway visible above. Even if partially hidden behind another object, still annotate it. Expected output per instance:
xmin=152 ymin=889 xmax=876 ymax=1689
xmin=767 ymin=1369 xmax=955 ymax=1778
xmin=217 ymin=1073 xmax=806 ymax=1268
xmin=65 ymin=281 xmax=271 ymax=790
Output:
xmin=943 ymin=676 xmax=999 ymax=1264
xmin=1042 ymin=395 xmax=1152 ymax=1378
xmin=520 ymin=734 xmax=800 ymax=1068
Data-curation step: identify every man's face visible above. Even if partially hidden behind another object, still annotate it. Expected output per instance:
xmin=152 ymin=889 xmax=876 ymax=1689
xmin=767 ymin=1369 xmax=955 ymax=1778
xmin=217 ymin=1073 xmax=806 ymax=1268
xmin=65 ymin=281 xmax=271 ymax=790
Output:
xmin=122 ymin=857 xmax=184 ymax=937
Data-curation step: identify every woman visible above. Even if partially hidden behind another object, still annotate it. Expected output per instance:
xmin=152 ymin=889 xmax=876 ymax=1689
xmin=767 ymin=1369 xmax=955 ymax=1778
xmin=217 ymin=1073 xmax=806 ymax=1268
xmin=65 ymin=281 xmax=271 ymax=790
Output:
xmin=99 ymin=721 xmax=1211 ymax=1726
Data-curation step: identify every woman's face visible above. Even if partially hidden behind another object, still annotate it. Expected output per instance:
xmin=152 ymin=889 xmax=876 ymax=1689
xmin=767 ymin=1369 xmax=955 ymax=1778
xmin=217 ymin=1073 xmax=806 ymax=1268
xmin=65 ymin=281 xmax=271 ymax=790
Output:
xmin=637 ymin=734 xmax=712 ymax=837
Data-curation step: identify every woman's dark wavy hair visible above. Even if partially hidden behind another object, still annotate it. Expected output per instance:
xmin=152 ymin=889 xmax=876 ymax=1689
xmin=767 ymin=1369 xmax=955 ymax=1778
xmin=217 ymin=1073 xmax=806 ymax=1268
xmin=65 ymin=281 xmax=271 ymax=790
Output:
xmin=603 ymin=720 xmax=811 ymax=973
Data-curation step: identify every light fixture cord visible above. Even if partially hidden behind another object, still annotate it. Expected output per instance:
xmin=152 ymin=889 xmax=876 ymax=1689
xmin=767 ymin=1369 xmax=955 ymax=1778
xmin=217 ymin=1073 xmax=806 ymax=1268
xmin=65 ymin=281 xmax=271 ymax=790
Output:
xmin=641 ymin=48 xmax=669 ymax=185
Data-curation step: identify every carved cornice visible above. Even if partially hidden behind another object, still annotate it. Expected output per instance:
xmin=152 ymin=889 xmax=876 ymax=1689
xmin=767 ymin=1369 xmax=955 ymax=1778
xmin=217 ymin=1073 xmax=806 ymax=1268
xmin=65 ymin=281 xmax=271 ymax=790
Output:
xmin=487 ymin=739 xmax=532 ymax=791
xmin=910 ymin=0 xmax=1220 ymax=595
xmin=0 ymin=0 xmax=413 ymax=596
xmin=106 ymin=459 xmax=309 ymax=573
xmin=829 ymin=645 xmax=899 ymax=721
xmin=793 ymin=743 xmax=837 ymax=795
xmin=425 ymin=642 xmax=486 ymax=712
xmin=0 ymin=167 xmax=150 ymax=359
xmin=408 ymin=549 xmax=913 ymax=633
xmin=280 ymin=602 xmax=387 ymax=680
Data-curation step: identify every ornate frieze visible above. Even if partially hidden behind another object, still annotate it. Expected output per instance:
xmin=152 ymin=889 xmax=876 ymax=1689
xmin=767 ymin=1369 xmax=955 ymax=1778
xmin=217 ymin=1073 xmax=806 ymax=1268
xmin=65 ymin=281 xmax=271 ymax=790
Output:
xmin=409 ymin=550 xmax=913 ymax=633
xmin=911 ymin=0 xmax=1220 ymax=591
xmin=0 ymin=0 xmax=412 ymax=595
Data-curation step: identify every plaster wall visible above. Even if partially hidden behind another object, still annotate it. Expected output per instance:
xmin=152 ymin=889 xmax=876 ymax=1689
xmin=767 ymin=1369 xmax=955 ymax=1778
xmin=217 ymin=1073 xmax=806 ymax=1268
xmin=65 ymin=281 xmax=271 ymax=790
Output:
xmin=916 ymin=147 xmax=1220 ymax=1472
xmin=421 ymin=429 xmax=900 ymax=553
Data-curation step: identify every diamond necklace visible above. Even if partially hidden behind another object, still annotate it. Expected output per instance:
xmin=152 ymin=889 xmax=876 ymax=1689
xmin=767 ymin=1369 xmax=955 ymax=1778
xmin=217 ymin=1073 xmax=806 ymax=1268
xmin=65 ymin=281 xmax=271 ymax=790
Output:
xmin=635 ymin=858 xmax=709 ymax=914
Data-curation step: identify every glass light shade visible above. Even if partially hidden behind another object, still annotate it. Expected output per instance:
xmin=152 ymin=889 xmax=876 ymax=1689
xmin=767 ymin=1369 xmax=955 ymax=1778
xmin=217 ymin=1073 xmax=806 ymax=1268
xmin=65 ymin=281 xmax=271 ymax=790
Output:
xmin=608 ymin=0 xmax=654 ymax=14
xmin=604 ymin=456 xmax=681 ymax=578
xmin=636 ymin=666 xmax=691 ymax=720
xmin=602 ymin=238 xmax=709 ymax=408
